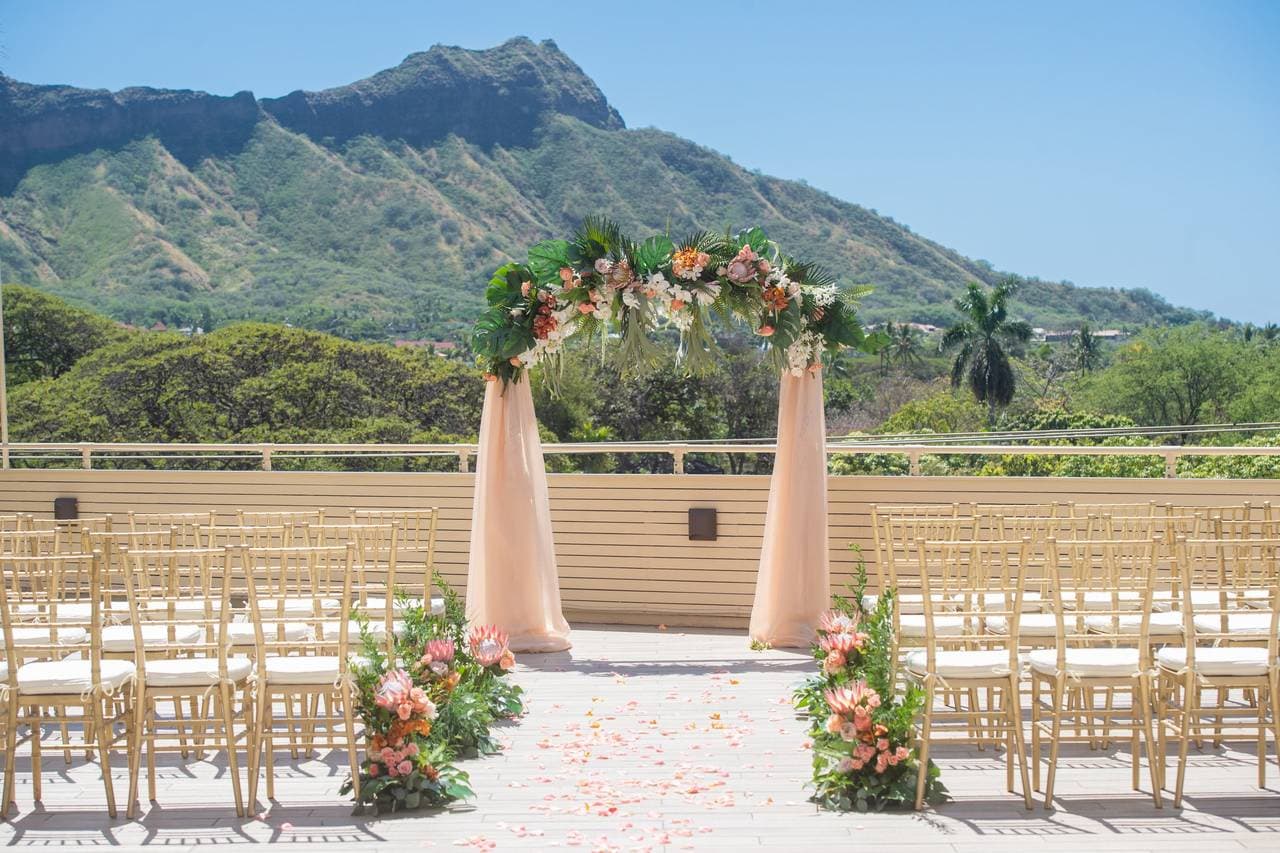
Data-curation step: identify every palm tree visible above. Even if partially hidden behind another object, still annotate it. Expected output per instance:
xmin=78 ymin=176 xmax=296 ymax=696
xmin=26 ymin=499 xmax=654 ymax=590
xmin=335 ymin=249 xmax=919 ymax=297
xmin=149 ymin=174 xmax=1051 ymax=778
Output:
xmin=887 ymin=321 xmax=924 ymax=371
xmin=940 ymin=280 xmax=1033 ymax=426
xmin=1070 ymin=322 xmax=1102 ymax=372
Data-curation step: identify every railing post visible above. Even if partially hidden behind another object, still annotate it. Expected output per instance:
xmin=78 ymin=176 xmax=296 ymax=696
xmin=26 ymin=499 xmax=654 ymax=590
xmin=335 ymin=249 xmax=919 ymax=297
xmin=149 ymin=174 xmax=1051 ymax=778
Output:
xmin=1163 ymin=450 xmax=1178 ymax=479
xmin=2 ymin=443 xmax=9 ymax=469
xmin=907 ymin=449 xmax=922 ymax=477
xmin=458 ymin=449 xmax=470 ymax=474
xmin=81 ymin=445 xmax=92 ymax=470
xmin=261 ymin=446 xmax=272 ymax=472
xmin=672 ymin=449 xmax=685 ymax=475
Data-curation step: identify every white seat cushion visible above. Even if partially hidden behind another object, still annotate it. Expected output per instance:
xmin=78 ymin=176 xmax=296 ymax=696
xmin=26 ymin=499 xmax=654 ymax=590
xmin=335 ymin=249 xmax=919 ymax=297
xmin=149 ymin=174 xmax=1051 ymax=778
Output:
xmin=144 ymin=600 xmax=224 ymax=617
xmin=264 ymin=655 xmax=341 ymax=686
xmin=1242 ymin=590 xmax=1273 ymax=609
xmin=357 ymin=596 xmax=444 ymax=616
xmin=867 ymin=593 xmax=954 ymax=614
xmin=1191 ymin=613 xmax=1276 ymax=636
xmin=1063 ymin=591 xmax=1145 ymax=611
xmin=986 ymin=613 xmax=1059 ymax=637
xmin=17 ymin=659 xmax=135 ymax=696
xmin=1156 ymin=646 xmax=1271 ymax=677
xmin=1084 ymin=611 xmax=1184 ymax=636
xmin=263 ymin=597 xmax=342 ymax=615
xmin=226 ymin=622 xmax=312 ymax=645
xmin=323 ymin=620 xmax=406 ymax=640
xmin=16 ymin=601 xmax=131 ymax=622
xmin=1028 ymin=647 xmax=1141 ymax=677
xmin=12 ymin=626 xmax=88 ymax=646
xmin=144 ymin=656 xmax=253 ymax=687
xmin=974 ymin=592 xmax=1045 ymax=613
xmin=898 ymin=615 xmax=966 ymax=637
xmin=905 ymin=649 xmax=1015 ymax=679
xmin=102 ymin=623 xmax=202 ymax=652
xmin=1152 ymin=589 xmax=1249 ymax=613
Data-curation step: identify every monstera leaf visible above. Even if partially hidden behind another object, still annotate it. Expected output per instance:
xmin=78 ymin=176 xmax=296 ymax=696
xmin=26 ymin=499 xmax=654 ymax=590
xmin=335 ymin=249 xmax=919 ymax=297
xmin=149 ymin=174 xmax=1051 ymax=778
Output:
xmin=485 ymin=263 xmax=524 ymax=307
xmin=633 ymin=235 xmax=674 ymax=275
xmin=527 ymin=240 xmax=571 ymax=284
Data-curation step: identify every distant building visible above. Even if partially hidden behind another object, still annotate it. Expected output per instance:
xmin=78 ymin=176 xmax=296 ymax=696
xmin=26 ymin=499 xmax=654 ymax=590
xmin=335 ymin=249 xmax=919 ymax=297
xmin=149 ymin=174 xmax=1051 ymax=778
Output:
xmin=149 ymin=321 xmax=167 ymax=332
xmin=395 ymin=339 xmax=457 ymax=354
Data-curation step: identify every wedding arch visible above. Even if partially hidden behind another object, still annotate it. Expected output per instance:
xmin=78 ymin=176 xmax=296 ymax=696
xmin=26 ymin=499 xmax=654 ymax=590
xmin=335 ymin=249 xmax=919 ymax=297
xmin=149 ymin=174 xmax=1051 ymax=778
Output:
xmin=465 ymin=218 xmax=879 ymax=652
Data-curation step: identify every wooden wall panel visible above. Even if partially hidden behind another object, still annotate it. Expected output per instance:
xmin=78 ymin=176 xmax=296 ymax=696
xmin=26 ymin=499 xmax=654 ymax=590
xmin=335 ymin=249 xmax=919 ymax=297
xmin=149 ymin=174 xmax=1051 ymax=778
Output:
xmin=3 ymin=469 xmax=1279 ymax=626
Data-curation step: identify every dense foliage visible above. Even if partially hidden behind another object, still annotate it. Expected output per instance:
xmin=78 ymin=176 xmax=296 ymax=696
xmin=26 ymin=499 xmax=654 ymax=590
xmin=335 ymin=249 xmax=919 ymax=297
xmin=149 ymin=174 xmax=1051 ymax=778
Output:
xmin=473 ymin=217 xmax=877 ymax=384
xmin=793 ymin=556 xmax=946 ymax=810
xmin=340 ymin=574 xmax=524 ymax=814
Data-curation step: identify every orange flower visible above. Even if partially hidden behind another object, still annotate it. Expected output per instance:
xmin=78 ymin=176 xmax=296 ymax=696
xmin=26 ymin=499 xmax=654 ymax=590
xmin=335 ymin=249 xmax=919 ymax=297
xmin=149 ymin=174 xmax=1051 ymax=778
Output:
xmin=763 ymin=286 xmax=790 ymax=311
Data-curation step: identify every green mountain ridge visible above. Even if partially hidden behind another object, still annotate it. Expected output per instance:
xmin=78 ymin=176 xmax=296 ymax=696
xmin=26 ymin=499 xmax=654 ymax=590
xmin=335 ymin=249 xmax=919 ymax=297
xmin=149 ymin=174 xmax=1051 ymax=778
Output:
xmin=0 ymin=37 xmax=1210 ymax=341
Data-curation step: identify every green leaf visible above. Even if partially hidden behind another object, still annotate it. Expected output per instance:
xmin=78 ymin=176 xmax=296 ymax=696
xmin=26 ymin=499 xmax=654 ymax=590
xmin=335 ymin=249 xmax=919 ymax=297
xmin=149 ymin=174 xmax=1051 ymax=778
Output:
xmin=528 ymin=240 xmax=571 ymax=284
xmin=634 ymin=235 xmax=674 ymax=275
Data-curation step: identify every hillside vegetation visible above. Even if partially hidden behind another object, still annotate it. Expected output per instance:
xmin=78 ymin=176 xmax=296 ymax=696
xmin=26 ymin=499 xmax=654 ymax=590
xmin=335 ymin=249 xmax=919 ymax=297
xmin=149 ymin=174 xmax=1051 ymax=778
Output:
xmin=0 ymin=39 xmax=1207 ymax=341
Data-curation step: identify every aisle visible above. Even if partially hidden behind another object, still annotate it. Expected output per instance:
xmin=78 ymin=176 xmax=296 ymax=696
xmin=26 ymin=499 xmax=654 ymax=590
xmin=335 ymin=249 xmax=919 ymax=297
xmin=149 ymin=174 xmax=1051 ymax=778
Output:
xmin=0 ymin=626 xmax=1273 ymax=851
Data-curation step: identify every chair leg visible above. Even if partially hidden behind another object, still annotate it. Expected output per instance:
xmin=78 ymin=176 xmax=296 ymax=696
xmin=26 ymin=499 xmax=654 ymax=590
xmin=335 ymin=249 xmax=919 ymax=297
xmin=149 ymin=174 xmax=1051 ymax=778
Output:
xmin=1138 ymin=676 xmax=1163 ymax=808
xmin=91 ymin=698 xmax=118 ymax=819
xmin=1007 ymin=676 xmax=1033 ymax=810
xmin=30 ymin=705 xmax=42 ymax=804
xmin=146 ymin=706 xmax=158 ymax=803
xmin=341 ymin=682 xmax=361 ymax=802
xmin=126 ymin=688 xmax=147 ymax=819
xmin=1174 ymin=676 xmax=1195 ymax=809
xmin=1030 ymin=675 xmax=1042 ymax=792
xmin=218 ymin=683 xmax=245 ymax=818
xmin=1044 ymin=677 xmax=1066 ymax=808
xmin=914 ymin=681 xmax=934 ymax=810
xmin=3 ymin=700 xmax=19 ymax=815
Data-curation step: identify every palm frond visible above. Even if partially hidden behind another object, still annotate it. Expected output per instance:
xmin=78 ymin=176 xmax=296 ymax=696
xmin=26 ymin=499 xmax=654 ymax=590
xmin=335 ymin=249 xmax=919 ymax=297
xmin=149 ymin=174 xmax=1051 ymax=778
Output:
xmin=571 ymin=215 xmax=624 ymax=259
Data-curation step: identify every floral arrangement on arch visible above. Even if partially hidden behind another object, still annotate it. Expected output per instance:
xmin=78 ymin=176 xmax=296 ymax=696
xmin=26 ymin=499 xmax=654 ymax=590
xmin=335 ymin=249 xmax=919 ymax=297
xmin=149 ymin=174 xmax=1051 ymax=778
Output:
xmin=341 ymin=574 xmax=525 ymax=814
xmin=472 ymin=217 xmax=881 ymax=384
xmin=792 ymin=549 xmax=947 ymax=811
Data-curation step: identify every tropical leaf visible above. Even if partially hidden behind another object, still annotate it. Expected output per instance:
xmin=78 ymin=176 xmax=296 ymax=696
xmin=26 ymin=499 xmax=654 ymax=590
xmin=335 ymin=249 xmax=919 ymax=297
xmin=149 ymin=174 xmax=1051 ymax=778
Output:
xmin=634 ymin=235 xmax=674 ymax=275
xmin=527 ymin=240 xmax=571 ymax=284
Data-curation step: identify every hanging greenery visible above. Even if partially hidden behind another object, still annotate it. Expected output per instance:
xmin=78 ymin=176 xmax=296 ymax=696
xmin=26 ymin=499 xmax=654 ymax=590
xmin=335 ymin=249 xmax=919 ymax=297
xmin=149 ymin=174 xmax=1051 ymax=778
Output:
xmin=472 ymin=218 xmax=884 ymax=385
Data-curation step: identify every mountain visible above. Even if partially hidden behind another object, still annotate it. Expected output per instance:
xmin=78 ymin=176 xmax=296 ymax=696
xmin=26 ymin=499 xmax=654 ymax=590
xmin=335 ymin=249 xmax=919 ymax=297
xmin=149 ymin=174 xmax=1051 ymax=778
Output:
xmin=0 ymin=37 xmax=1209 ymax=341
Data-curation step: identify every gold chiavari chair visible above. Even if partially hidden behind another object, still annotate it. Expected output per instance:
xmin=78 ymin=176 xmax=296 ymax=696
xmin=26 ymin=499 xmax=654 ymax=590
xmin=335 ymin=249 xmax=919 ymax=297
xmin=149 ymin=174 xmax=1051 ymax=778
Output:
xmin=906 ymin=538 xmax=1034 ymax=810
xmin=349 ymin=508 xmax=442 ymax=616
xmin=1064 ymin=501 xmax=1165 ymax=520
xmin=128 ymin=511 xmax=217 ymax=549
xmin=240 ymin=543 xmax=360 ymax=808
xmin=1030 ymin=537 xmax=1163 ymax=807
xmin=201 ymin=523 xmax=300 ymax=550
xmin=119 ymin=546 xmax=253 ymax=817
xmin=870 ymin=504 xmax=965 ymax=601
xmin=1157 ymin=537 xmax=1279 ymax=806
xmin=0 ymin=550 xmax=135 ymax=816
xmin=306 ymin=523 xmax=400 ymax=653
xmin=237 ymin=510 xmax=326 ymax=528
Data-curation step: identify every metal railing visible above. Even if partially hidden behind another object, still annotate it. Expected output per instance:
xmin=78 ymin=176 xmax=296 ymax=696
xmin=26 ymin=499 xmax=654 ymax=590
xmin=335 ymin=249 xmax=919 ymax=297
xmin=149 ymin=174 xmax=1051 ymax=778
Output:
xmin=2 ymin=440 xmax=1279 ymax=476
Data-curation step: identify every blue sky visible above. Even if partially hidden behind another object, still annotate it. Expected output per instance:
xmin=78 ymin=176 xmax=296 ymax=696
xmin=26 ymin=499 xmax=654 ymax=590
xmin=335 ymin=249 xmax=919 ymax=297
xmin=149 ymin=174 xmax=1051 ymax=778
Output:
xmin=3 ymin=0 xmax=1277 ymax=321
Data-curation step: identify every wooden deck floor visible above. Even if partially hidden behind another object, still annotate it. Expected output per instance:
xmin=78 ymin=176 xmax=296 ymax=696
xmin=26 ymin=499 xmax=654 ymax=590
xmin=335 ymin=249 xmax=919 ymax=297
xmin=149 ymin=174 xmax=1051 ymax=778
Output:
xmin=0 ymin=625 xmax=1276 ymax=851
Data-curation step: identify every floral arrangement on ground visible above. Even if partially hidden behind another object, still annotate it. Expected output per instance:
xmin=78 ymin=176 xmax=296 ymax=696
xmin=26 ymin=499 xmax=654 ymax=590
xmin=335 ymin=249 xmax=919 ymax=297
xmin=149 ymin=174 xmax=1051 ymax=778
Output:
xmin=473 ymin=216 xmax=885 ymax=385
xmin=792 ymin=551 xmax=948 ymax=811
xmin=340 ymin=573 xmax=524 ymax=814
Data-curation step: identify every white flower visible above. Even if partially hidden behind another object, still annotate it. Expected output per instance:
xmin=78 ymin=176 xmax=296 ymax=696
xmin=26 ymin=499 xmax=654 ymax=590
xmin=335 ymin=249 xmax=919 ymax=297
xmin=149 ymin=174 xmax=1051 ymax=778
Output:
xmin=809 ymin=284 xmax=838 ymax=308
xmin=510 ymin=307 xmax=524 ymax=318
xmin=621 ymin=291 xmax=640 ymax=310
xmin=693 ymin=283 xmax=721 ymax=306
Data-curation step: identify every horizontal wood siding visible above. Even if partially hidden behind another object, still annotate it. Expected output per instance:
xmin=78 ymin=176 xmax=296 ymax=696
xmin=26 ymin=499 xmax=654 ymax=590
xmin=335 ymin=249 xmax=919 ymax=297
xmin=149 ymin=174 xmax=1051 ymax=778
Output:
xmin=3 ymin=470 xmax=1279 ymax=626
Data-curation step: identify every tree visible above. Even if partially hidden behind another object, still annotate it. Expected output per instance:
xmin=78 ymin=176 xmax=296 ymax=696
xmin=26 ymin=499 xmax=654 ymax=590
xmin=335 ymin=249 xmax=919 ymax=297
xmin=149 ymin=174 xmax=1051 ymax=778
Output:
xmin=1070 ymin=323 xmax=1103 ymax=372
xmin=3 ymin=286 xmax=130 ymax=385
xmin=1079 ymin=324 xmax=1246 ymax=437
xmin=884 ymin=321 xmax=924 ymax=372
xmin=940 ymin=281 xmax=1033 ymax=425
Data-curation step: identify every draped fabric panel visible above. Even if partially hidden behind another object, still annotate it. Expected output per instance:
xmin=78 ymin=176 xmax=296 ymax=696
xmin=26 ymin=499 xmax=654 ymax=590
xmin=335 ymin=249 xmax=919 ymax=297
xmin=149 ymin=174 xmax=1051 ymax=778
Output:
xmin=748 ymin=370 xmax=830 ymax=648
xmin=465 ymin=379 xmax=572 ymax=653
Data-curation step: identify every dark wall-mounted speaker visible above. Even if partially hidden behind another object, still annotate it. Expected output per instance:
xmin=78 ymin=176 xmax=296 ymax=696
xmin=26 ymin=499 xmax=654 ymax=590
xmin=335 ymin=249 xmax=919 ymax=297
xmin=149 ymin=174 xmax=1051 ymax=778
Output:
xmin=688 ymin=507 xmax=717 ymax=541
xmin=53 ymin=497 xmax=79 ymax=520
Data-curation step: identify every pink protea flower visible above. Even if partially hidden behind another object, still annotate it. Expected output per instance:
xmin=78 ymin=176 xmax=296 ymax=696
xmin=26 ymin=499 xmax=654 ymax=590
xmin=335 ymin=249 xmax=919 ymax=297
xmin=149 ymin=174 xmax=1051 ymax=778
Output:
xmin=822 ymin=651 xmax=846 ymax=674
xmin=375 ymin=669 xmax=414 ymax=714
xmin=824 ymin=681 xmax=881 ymax=717
xmin=424 ymin=638 xmax=455 ymax=665
xmin=594 ymin=258 xmax=612 ymax=275
xmin=818 ymin=609 xmax=858 ymax=635
xmin=819 ymin=631 xmax=867 ymax=658
xmin=725 ymin=245 xmax=759 ymax=283
xmin=469 ymin=625 xmax=511 ymax=667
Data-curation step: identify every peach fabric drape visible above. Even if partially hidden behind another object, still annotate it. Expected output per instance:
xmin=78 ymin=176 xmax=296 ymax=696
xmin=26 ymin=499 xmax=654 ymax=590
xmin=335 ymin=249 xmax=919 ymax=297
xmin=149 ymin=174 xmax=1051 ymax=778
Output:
xmin=466 ymin=378 xmax=572 ymax=652
xmin=748 ymin=369 xmax=830 ymax=648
